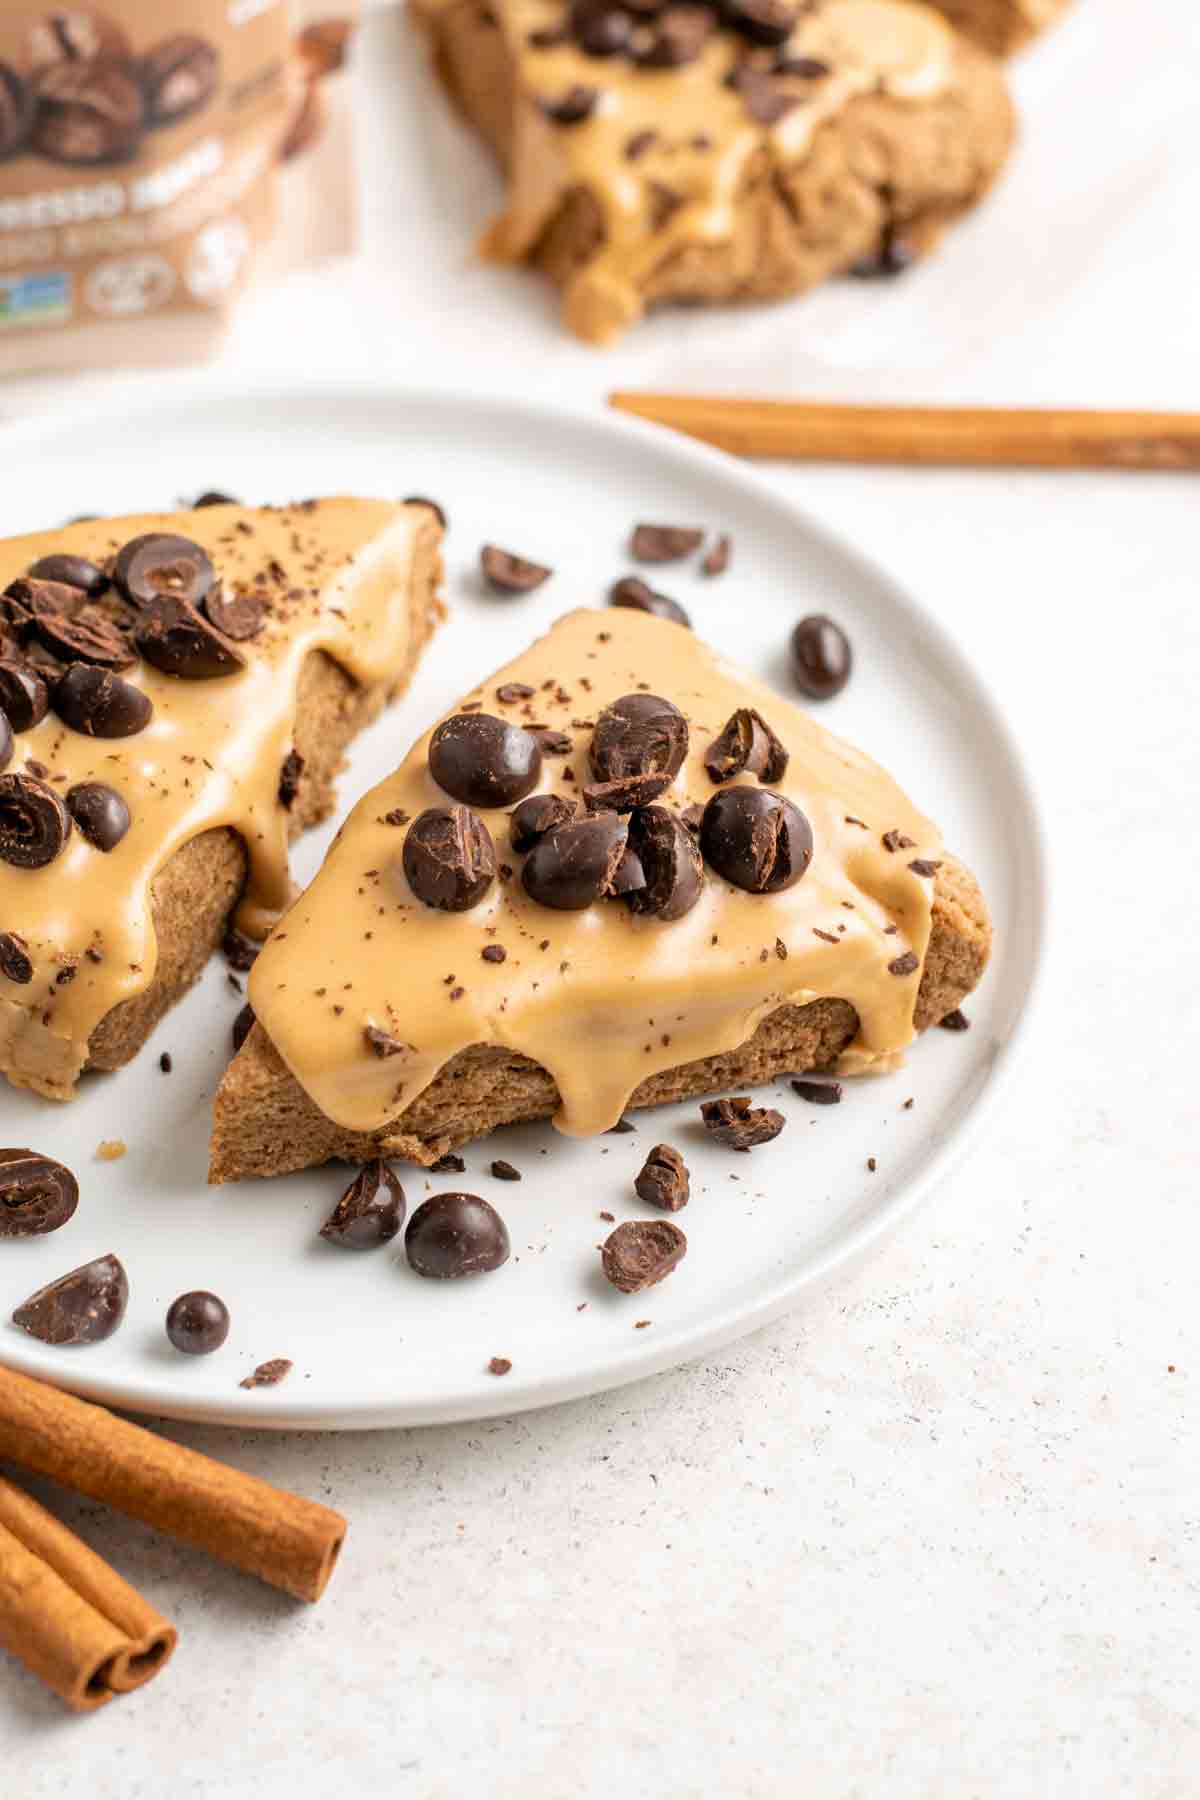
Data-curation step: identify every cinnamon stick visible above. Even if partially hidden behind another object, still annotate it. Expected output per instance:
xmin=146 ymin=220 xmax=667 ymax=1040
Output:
xmin=0 ymin=1474 xmax=175 ymax=1711
xmin=608 ymin=393 xmax=1200 ymax=471
xmin=0 ymin=1366 xmax=346 ymax=1604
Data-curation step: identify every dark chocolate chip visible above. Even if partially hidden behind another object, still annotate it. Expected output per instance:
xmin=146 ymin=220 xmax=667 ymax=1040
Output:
xmin=608 ymin=575 xmax=691 ymax=629
xmin=0 ymin=1148 xmax=78 ymax=1235
xmin=634 ymin=1143 xmax=690 ymax=1211
xmin=204 ymin=586 xmax=265 ymax=641
xmin=232 ymin=1002 xmax=255 ymax=1053
xmin=582 ymin=771 xmax=672 ymax=813
xmin=0 ymin=931 xmax=32 ymax=983
xmin=54 ymin=664 xmax=152 ymax=737
xmin=791 ymin=614 xmax=852 ymax=699
xmin=704 ymin=707 xmax=789 ymax=785
xmin=591 ymin=692 xmax=688 ymax=784
xmin=700 ymin=787 xmax=812 ymax=894
xmin=319 ymin=1160 xmax=406 ymax=1250
xmin=510 ymin=791 xmax=576 ymax=852
xmin=140 ymin=33 xmax=219 ymax=128
xmin=32 ymin=59 xmax=143 ymax=166
xmin=405 ymin=1193 xmax=511 ymax=1279
xmin=882 ymin=829 xmax=915 ymax=853
xmin=112 ymin=532 xmax=215 ymax=611
xmin=791 ymin=1077 xmax=842 ymax=1105
xmin=403 ymin=804 xmax=497 ymax=911
xmin=539 ymin=84 xmax=598 ymax=125
xmin=939 ymin=1007 xmax=970 ymax=1032
xmin=491 ymin=1159 xmax=521 ymax=1182
xmin=630 ymin=522 xmax=704 ymax=562
xmin=429 ymin=713 xmax=542 ymax=808
xmin=0 ymin=660 xmax=50 ymax=732
xmin=13 ymin=1253 xmax=128 ymax=1345
xmin=240 ymin=1357 xmax=292 ymax=1388
xmin=26 ymin=553 xmax=108 ymax=596
xmin=626 ymin=804 xmax=704 ymax=920
xmin=278 ymin=748 xmax=304 ymax=809
xmin=700 ymin=1096 xmax=785 ymax=1150
xmin=192 ymin=490 xmax=239 ymax=508
xmin=522 ymin=809 xmax=628 ymax=910
xmin=601 ymin=1218 xmax=686 ymax=1292
xmin=496 ymin=681 xmax=535 ymax=704
xmin=403 ymin=495 xmax=447 ymax=529
xmin=222 ymin=926 xmax=260 ymax=972
xmin=480 ymin=544 xmax=553 ymax=593
xmin=536 ymin=728 xmax=574 ymax=757
xmin=165 ymin=1290 xmax=230 ymax=1355
xmin=0 ymin=64 xmax=34 ymax=160
xmin=888 ymin=951 xmax=920 ymax=977
xmin=0 ymin=773 xmax=71 ymax=869
xmin=723 ymin=0 xmax=798 ymax=45
xmin=701 ymin=534 xmax=731 ymax=577
xmin=65 ymin=781 xmax=130 ymax=852
xmin=134 ymin=596 xmax=247 ymax=680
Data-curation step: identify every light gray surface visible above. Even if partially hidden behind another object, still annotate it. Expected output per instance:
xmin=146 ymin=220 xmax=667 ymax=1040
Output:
xmin=3 ymin=1 xmax=1197 ymax=1793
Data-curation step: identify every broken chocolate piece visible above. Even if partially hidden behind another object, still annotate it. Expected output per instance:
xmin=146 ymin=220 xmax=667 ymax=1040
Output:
xmin=701 ymin=534 xmax=731 ymax=577
xmin=582 ymin=771 xmax=672 ymax=813
xmin=320 ymin=1160 xmax=406 ymax=1249
xmin=700 ymin=787 xmax=812 ymax=894
xmin=240 ymin=1358 xmax=292 ymax=1388
xmin=364 ymin=1024 xmax=407 ymax=1058
xmin=522 ymin=809 xmax=628 ymax=910
xmin=630 ymin=522 xmax=704 ymax=562
xmin=510 ymin=791 xmax=575 ymax=852
xmin=278 ymin=748 xmax=305 ymax=809
xmin=134 ymin=596 xmax=247 ymax=680
xmin=481 ymin=544 xmax=553 ymax=593
xmin=0 ymin=932 xmax=32 ymax=984
xmin=13 ymin=1252 xmax=128 ymax=1345
xmin=608 ymin=576 xmax=691 ymax=629
xmin=591 ymin=692 xmax=688 ymax=784
xmin=634 ymin=1143 xmax=690 ymax=1211
xmin=601 ymin=1218 xmax=687 ymax=1292
xmin=403 ymin=804 xmax=497 ymax=911
xmin=0 ymin=661 xmax=50 ymax=733
xmin=490 ymin=1159 xmax=521 ymax=1181
xmin=204 ymin=586 xmax=266 ymax=641
xmin=0 ymin=1148 xmax=79 ymax=1236
xmin=26 ymin=553 xmax=108 ymax=596
xmin=700 ymin=1096 xmax=785 ymax=1150
xmin=0 ymin=773 xmax=72 ymax=869
xmin=791 ymin=1077 xmax=842 ymax=1105
xmin=704 ymin=707 xmax=789 ymax=785
xmin=232 ymin=1002 xmax=255 ymax=1053
xmin=888 ymin=951 xmax=920 ymax=977
xmin=65 ymin=781 xmax=130 ymax=852
xmin=626 ymin=805 xmax=704 ymax=920
xmin=939 ymin=1007 xmax=971 ymax=1032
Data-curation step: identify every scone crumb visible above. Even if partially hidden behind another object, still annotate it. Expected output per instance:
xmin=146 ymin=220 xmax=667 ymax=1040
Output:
xmin=96 ymin=1139 xmax=127 ymax=1161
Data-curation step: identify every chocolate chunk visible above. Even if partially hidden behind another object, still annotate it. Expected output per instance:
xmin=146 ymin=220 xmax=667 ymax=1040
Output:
xmin=0 ymin=660 xmax=50 ymax=732
xmin=112 ymin=532 xmax=215 ymax=611
xmin=625 ymin=127 xmax=657 ymax=160
xmin=907 ymin=858 xmax=942 ymax=879
xmin=792 ymin=1076 xmax=842 ymax=1105
xmin=633 ymin=5 xmax=716 ymax=66
xmin=601 ymin=1219 xmax=686 ymax=1293
xmin=193 ymin=490 xmax=239 ymax=509
xmin=165 ymin=1290 xmax=230 ymax=1354
xmin=582 ymin=771 xmax=672 ymax=813
xmin=700 ymin=1096 xmax=785 ymax=1150
xmin=791 ymin=614 xmax=852 ymax=699
xmin=13 ymin=1253 xmax=128 ymax=1346
xmin=0 ymin=711 xmax=11 ymax=775
xmin=849 ymin=228 xmax=915 ymax=280
xmin=607 ymin=843 xmax=645 ymax=895
xmin=403 ymin=495 xmax=447 ymax=529
xmin=491 ymin=1159 xmax=521 ymax=1181
xmin=0 ymin=64 xmax=34 ymax=160
xmin=522 ymin=810 xmax=628 ymax=910
xmin=140 ymin=33 xmax=219 ymax=128
xmin=0 ymin=932 xmax=32 ymax=984
xmin=700 ymin=787 xmax=812 ymax=894
xmin=510 ymin=791 xmax=575 ymax=852
xmin=730 ymin=66 xmax=799 ymax=125
xmin=701 ymin=534 xmax=731 ymax=577
xmin=539 ymin=84 xmax=598 ymax=125
xmin=429 ymin=713 xmax=542 ymax=808
xmin=536 ymin=728 xmax=574 ymax=757
xmin=30 ymin=11 xmax=132 ymax=67
xmin=222 ymin=926 xmax=260 ymax=972
xmin=608 ymin=575 xmax=691 ymax=629
xmin=405 ymin=1193 xmax=511 ymax=1279
xmin=775 ymin=53 xmax=830 ymax=77
xmin=0 ymin=773 xmax=71 ymax=869
xmin=278 ymin=748 xmax=304 ymax=809
xmin=54 ymin=664 xmax=152 ymax=737
xmin=134 ymin=596 xmax=247 ymax=680
xmin=66 ymin=781 xmax=130 ymax=852
xmin=723 ymin=0 xmax=798 ymax=44
xmin=881 ymin=829 xmax=915 ymax=853
xmin=480 ymin=544 xmax=553 ymax=593
xmin=939 ymin=1007 xmax=970 ymax=1032
xmin=0 ymin=1149 xmax=79 ymax=1236
xmin=432 ymin=1152 xmax=466 ymax=1173
xmin=29 ymin=600 xmax=136 ymax=672
xmin=634 ymin=1143 xmax=690 ymax=1211
xmin=204 ymin=586 xmax=265 ymax=641
xmin=626 ymin=805 xmax=704 ymax=920
xmin=591 ymin=692 xmax=688 ymax=785
xmin=630 ymin=522 xmax=704 ymax=562
xmin=232 ymin=1002 xmax=255 ymax=1053
xmin=704 ymin=708 xmax=789 ymax=785
xmin=320 ymin=1160 xmax=406 ymax=1250
xmin=888 ymin=951 xmax=920 ymax=977
xmin=496 ymin=681 xmax=535 ymax=704
xmin=32 ymin=59 xmax=143 ymax=166
xmin=240 ymin=1357 xmax=292 ymax=1388
xmin=574 ymin=6 xmax=632 ymax=56
xmin=364 ymin=1024 xmax=406 ymax=1058
xmin=26 ymin=553 xmax=108 ymax=596
xmin=403 ymin=804 xmax=497 ymax=911
xmin=481 ymin=944 xmax=507 ymax=963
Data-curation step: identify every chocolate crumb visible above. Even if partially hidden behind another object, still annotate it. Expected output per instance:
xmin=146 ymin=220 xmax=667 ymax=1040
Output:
xmin=487 ymin=1356 xmax=512 ymax=1376
xmin=599 ymin=1210 xmax=615 ymax=1223
xmin=907 ymin=858 xmax=942 ymax=878
xmin=700 ymin=1097 xmax=784 ymax=1151
xmin=792 ymin=1077 xmax=842 ymax=1105
xmin=365 ymin=1024 xmax=406 ymax=1057
xmin=159 ymin=1052 xmax=172 ymax=1073
xmin=481 ymin=944 xmax=507 ymax=963
xmin=635 ymin=1143 xmax=690 ymax=1212
xmin=491 ymin=1159 xmax=521 ymax=1181
xmin=882 ymin=829 xmax=916 ymax=853
xmin=888 ymin=951 xmax=920 ymax=977
xmin=939 ymin=1007 xmax=971 ymax=1032
xmin=278 ymin=749 xmax=305 ymax=810
xmin=601 ymin=1219 xmax=687 ymax=1293
xmin=239 ymin=1357 xmax=293 ymax=1389
xmin=607 ymin=1116 xmax=637 ymax=1134
xmin=867 ymin=1157 xmax=877 ymax=1173
xmin=432 ymin=1152 xmax=466 ymax=1173
xmin=903 ymin=1097 xmax=914 ymax=1110
xmin=701 ymin=534 xmax=731 ymax=578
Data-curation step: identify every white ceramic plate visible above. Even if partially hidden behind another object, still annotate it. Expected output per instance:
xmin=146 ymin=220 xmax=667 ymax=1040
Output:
xmin=0 ymin=381 xmax=1045 ymax=1429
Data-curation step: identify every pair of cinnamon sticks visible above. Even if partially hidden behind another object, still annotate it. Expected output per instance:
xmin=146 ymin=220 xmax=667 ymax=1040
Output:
xmin=0 ymin=1364 xmax=346 ymax=1711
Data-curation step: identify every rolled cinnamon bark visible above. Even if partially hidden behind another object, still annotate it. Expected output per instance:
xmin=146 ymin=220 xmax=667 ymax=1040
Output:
xmin=0 ymin=1366 xmax=346 ymax=1604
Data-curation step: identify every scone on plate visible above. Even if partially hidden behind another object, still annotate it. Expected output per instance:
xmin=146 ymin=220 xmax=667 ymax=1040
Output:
xmin=210 ymin=606 xmax=990 ymax=1181
xmin=413 ymin=0 xmax=1015 ymax=344
xmin=0 ymin=498 xmax=443 ymax=1101
xmin=927 ymin=0 xmax=1070 ymax=56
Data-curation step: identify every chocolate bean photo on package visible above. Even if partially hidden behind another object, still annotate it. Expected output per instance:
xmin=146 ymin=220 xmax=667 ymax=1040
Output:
xmin=0 ymin=2 xmax=359 ymax=378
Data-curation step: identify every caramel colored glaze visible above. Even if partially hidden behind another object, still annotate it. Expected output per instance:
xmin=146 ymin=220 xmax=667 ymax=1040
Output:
xmin=418 ymin=0 xmax=955 ymax=341
xmin=0 ymin=500 xmax=436 ymax=1100
xmin=250 ymin=607 xmax=943 ymax=1141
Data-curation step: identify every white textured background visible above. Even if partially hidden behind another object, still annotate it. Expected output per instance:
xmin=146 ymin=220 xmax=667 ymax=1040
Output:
xmin=3 ymin=0 xmax=1198 ymax=1793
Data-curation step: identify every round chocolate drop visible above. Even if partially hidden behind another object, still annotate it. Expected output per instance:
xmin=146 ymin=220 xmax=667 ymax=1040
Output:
xmin=0 ymin=660 xmax=49 ymax=732
xmin=608 ymin=576 xmax=691 ymax=629
xmin=790 ymin=614 xmax=852 ymax=700
xmin=0 ymin=1149 xmax=79 ymax=1237
xmin=54 ymin=665 xmax=152 ymax=738
xmin=522 ymin=810 xmax=628 ymax=910
xmin=112 ymin=532 xmax=215 ymax=611
xmin=66 ymin=782 xmax=131 ymax=852
xmin=590 ymin=691 xmax=688 ymax=783
xmin=428 ymin=713 xmax=542 ymax=808
xmin=699 ymin=786 xmax=813 ymax=894
xmin=26 ymin=553 xmax=109 ymax=596
xmin=134 ymin=597 xmax=246 ymax=680
xmin=405 ymin=1193 xmax=510 ymax=1279
xmin=12 ymin=1253 xmax=128 ymax=1346
xmin=165 ymin=1290 xmax=230 ymax=1355
xmin=0 ymin=773 xmax=72 ymax=869
xmin=403 ymin=805 xmax=496 ymax=911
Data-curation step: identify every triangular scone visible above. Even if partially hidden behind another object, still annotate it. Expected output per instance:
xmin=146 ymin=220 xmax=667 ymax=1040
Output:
xmin=210 ymin=607 xmax=989 ymax=1181
xmin=413 ymin=0 xmax=1014 ymax=345
xmin=0 ymin=498 xmax=443 ymax=1100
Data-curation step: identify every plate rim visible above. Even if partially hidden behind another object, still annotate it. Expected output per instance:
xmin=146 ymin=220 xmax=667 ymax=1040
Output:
xmin=0 ymin=376 xmax=1051 ymax=1429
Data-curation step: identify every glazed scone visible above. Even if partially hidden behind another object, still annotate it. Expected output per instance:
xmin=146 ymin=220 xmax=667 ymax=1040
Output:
xmin=210 ymin=607 xmax=990 ymax=1180
xmin=413 ymin=0 xmax=1015 ymax=344
xmin=0 ymin=499 xmax=444 ymax=1100
xmin=927 ymin=0 xmax=1070 ymax=56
